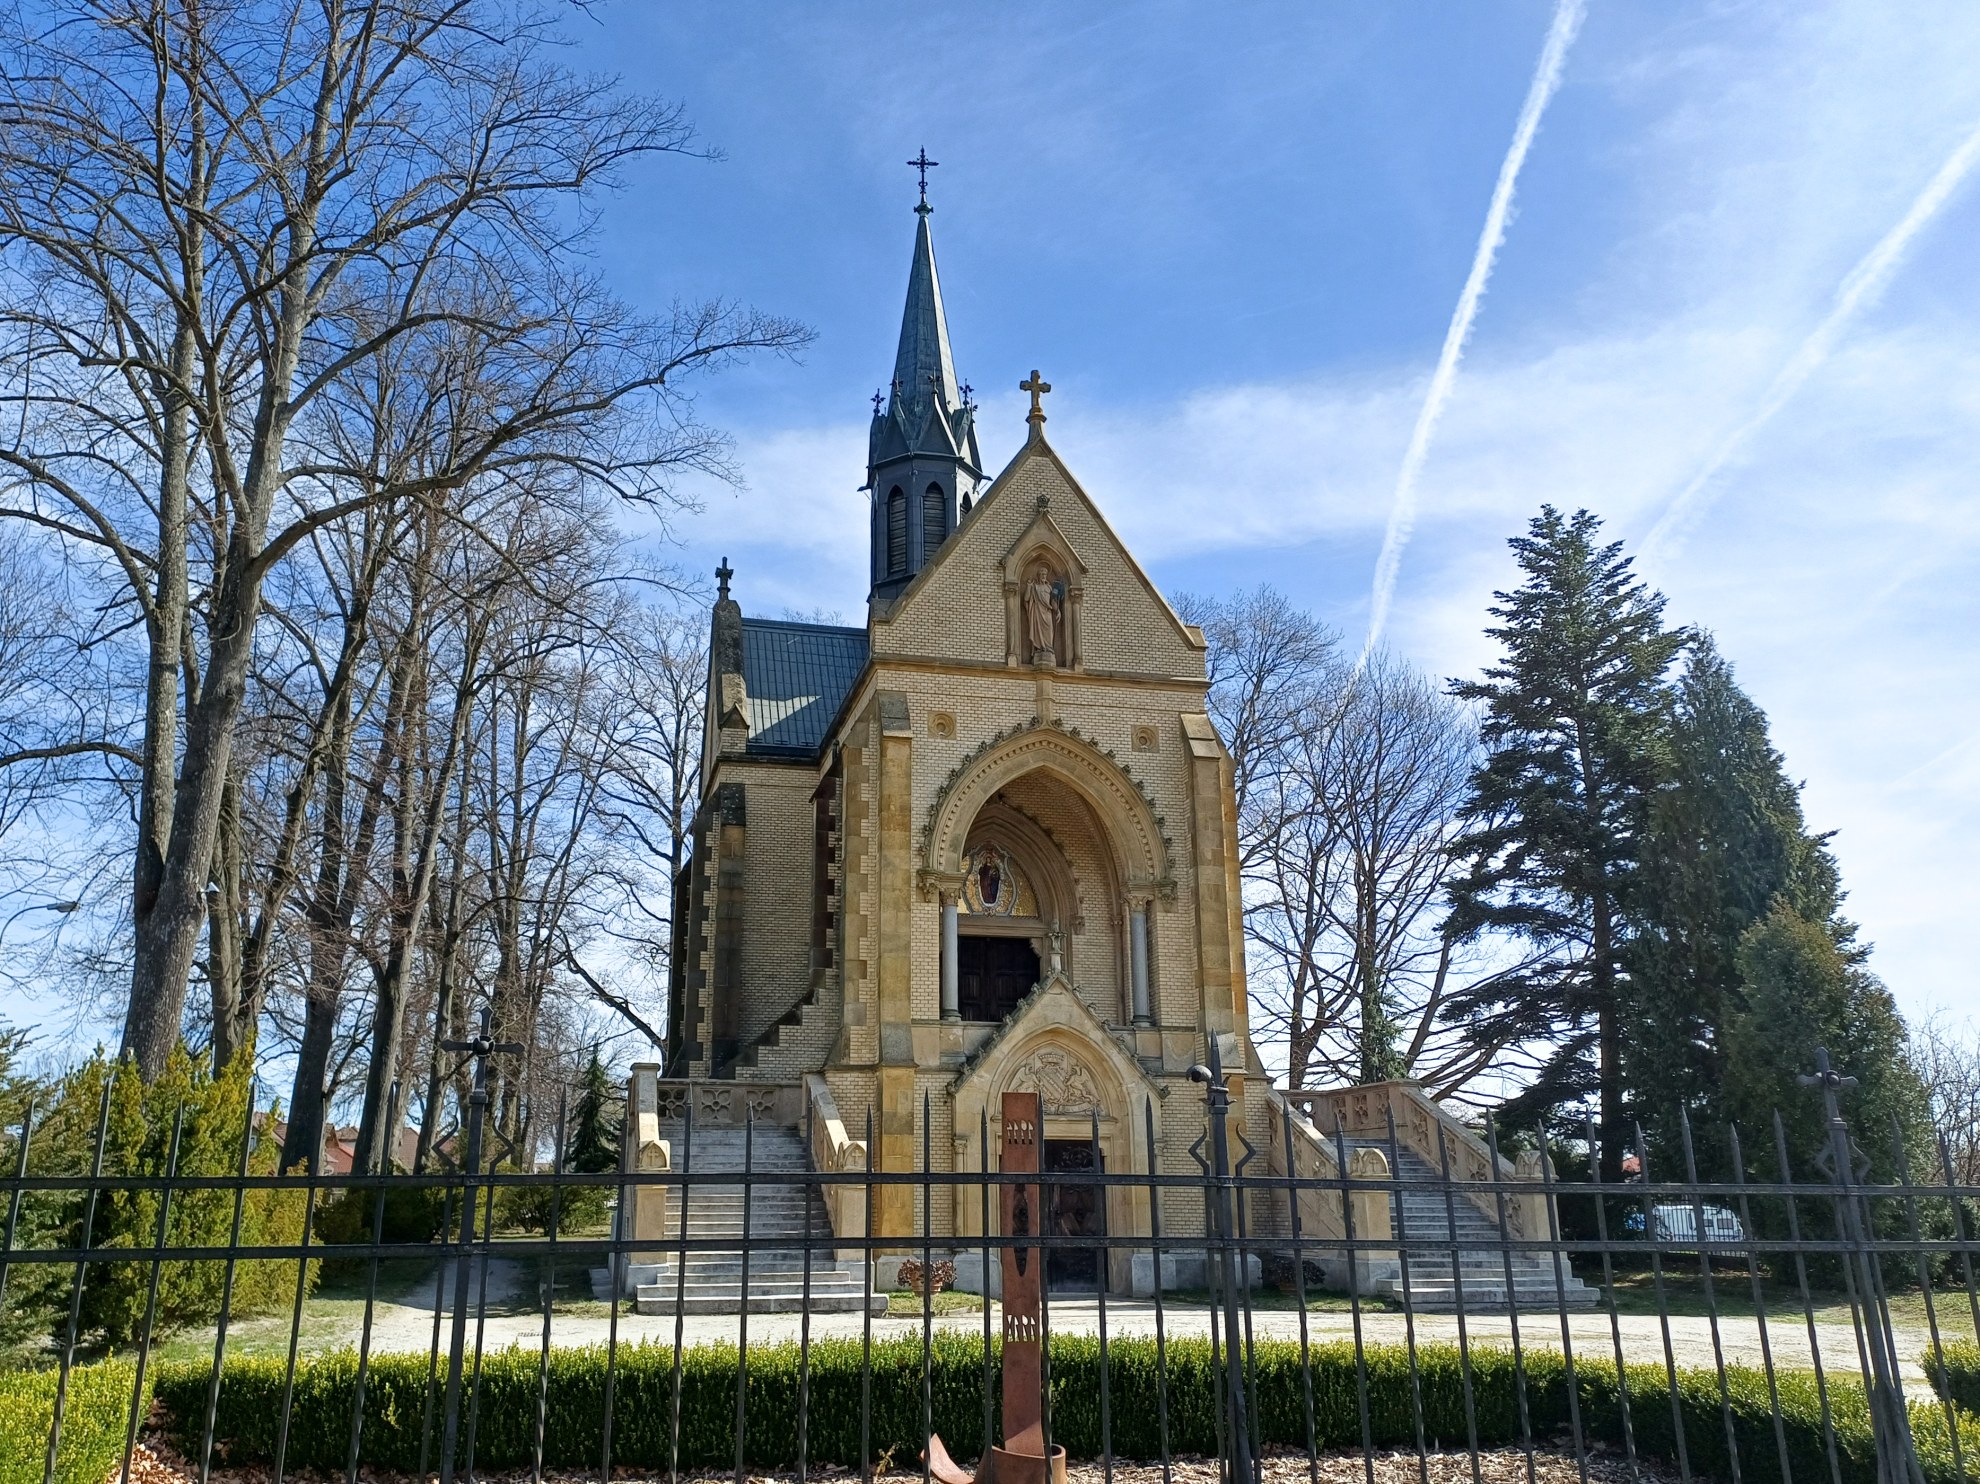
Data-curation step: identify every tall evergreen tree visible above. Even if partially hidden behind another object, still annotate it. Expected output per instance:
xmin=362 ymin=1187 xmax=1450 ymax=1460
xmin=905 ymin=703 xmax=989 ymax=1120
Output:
xmin=1445 ymin=507 xmax=1685 ymax=1174
xmin=565 ymin=1048 xmax=620 ymax=1175
xmin=1624 ymin=639 xmax=1839 ymax=1160
xmin=1722 ymin=903 xmax=1925 ymax=1181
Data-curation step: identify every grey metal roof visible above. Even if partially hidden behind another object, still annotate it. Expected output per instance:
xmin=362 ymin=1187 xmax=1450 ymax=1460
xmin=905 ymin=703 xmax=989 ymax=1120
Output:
xmin=739 ymin=618 xmax=868 ymax=757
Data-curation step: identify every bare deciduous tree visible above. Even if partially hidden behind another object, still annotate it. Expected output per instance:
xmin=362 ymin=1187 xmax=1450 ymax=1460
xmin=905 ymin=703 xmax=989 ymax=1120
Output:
xmin=0 ymin=0 xmax=805 ymax=1081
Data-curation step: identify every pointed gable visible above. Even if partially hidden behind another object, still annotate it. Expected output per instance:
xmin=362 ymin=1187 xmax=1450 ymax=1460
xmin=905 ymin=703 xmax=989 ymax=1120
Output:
xmin=873 ymin=434 xmax=1207 ymax=679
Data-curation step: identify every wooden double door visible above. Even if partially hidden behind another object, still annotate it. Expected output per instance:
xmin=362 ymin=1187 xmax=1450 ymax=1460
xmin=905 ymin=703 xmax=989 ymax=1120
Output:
xmin=957 ymin=934 xmax=1039 ymax=1023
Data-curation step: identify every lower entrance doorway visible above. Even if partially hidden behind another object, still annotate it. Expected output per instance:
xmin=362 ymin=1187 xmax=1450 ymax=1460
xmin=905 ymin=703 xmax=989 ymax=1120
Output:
xmin=1042 ymin=1139 xmax=1105 ymax=1290
xmin=957 ymin=935 xmax=1039 ymax=1022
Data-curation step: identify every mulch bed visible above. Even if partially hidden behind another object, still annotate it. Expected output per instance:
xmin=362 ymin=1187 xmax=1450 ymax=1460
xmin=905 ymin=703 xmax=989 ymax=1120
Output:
xmin=115 ymin=1436 xmax=1690 ymax=1484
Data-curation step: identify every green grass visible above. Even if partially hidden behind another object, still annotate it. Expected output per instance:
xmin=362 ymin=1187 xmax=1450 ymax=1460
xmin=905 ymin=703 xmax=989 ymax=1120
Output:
xmin=885 ymin=1290 xmax=983 ymax=1316
xmin=133 ymin=1257 xmax=436 ymax=1365
xmin=1168 ymin=1285 xmax=1401 ymax=1314
xmin=1582 ymin=1268 xmax=1980 ymax=1330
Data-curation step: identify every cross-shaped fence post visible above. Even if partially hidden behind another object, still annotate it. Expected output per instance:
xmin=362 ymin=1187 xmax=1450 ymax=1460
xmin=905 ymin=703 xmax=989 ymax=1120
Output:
xmin=1800 ymin=1046 xmax=1924 ymax=1484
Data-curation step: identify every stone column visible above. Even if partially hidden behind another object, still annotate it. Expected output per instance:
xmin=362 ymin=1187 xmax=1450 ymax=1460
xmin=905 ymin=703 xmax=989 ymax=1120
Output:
xmin=1128 ymin=898 xmax=1152 ymax=1025
xmin=940 ymin=891 xmax=960 ymax=1021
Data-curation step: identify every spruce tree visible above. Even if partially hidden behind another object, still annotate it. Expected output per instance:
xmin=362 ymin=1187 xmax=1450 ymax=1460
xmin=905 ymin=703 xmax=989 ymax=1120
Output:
xmin=565 ymin=1048 xmax=620 ymax=1174
xmin=1445 ymin=507 xmax=1685 ymax=1174
xmin=1722 ymin=902 xmax=1925 ymax=1181
xmin=1624 ymin=638 xmax=1839 ymax=1162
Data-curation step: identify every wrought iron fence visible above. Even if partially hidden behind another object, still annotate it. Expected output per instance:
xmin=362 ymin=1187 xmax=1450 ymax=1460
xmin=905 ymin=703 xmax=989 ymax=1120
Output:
xmin=1 ymin=1039 xmax=1977 ymax=1484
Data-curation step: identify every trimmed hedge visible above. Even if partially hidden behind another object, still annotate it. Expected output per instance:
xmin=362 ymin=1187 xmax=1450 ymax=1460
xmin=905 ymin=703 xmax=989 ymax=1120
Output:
xmin=150 ymin=1338 xmax=1980 ymax=1480
xmin=0 ymin=1362 xmax=146 ymax=1484
xmin=1930 ymin=1339 xmax=1980 ymax=1415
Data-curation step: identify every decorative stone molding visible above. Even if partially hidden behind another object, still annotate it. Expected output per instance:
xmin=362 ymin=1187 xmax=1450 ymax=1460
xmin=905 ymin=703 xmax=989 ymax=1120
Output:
xmin=920 ymin=719 xmax=1175 ymax=892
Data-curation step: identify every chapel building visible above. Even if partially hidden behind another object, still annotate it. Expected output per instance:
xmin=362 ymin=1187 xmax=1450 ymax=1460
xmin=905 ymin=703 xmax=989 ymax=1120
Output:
xmin=654 ymin=191 xmax=1269 ymax=1292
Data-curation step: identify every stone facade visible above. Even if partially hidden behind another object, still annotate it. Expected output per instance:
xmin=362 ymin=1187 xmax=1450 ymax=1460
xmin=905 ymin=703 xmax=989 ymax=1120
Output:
xmin=658 ymin=206 xmax=1269 ymax=1291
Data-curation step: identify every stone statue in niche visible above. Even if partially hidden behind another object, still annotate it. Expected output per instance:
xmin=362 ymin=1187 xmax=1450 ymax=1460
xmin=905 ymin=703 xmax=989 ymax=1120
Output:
xmin=1024 ymin=563 xmax=1061 ymax=666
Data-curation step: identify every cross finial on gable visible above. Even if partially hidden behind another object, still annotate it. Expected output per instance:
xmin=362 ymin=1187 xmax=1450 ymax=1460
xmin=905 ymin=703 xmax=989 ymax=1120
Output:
xmin=715 ymin=558 xmax=732 ymax=601
xmin=1020 ymin=369 xmax=1051 ymax=431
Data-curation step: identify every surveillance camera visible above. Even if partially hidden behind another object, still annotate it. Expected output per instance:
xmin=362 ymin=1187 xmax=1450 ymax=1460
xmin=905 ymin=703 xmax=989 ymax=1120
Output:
xmin=1187 ymin=1064 xmax=1213 ymax=1085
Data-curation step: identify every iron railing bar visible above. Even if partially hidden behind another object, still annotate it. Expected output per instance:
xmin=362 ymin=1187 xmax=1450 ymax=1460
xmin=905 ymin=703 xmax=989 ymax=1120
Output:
xmin=0 ymin=1096 xmax=35 ymax=1314
xmin=461 ymin=1130 xmax=503 ymax=1483
xmin=1727 ymin=1122 xmax=1795 ymax=1484
xmin=799 ymin=1098 xmax=815 ymax=1484
xmin=198 ymin=1084 xmax=258 ymax=1484
xmin=1633 ymin=1123 xmax=1696 ymax=1484
xmin=1143 ymin=1098 xmax=1173 ymax=1484
xmin=417 ymin=1182 xmax=455 ymax=1481
xmin=1581 ymin=1120 xmax=1639 ymax=1482
xmin=1938 ymin=1131 xmax=1980 ymax=1347
xmin=1433 ymin=1119 xmax=1485 ymax=1484
xmin=119 ymin=1103 xmax=185 ymax=1484
xmin=1877 ymin=1109 xmax=1956 ymax=1482
xmin=734 ymin=1106 xmax=754 ymax=1484
xmin=1772 ymin=1109 xmax=1846 ymax=1484
xmin=921 ymin=1092 xmax=935 ymax=1484
xmin=668 ymin=1099 xmax=694 ymax=1484
xmin=862 ymin=1106 xmax=875 ymax=1484
xmin=1890 ymin=1116 xmax=1967 ymax=1484
xmin=529 ymin=1090 xmax=569 ymax=1484
xmin=1039 ymin=1170 xmax=1055 ymax=1481
xmin=1381 ymin=1104 xmax=1430 ymax=1484
xmin=1532 ymin=1119 xmax=1590 ymax=1484
xmin=345 ymin=1107 xmax=397 ymax=1484
xmin=981 ymin=1107 xmax=996 ymax=1467
xmin=1280 ymin=1108 xmax=1320 ymax=1484
xmin=1232 ymin=1127 xmax=1263 ymax=1477
xmin=1092 ymin=1106 xmax=1114 ymax=1484
xmin=1678 ymin=1109 xmax=1745 ymax=1484
xmin=1331 ymin=1122 xmax=1377 ymax=1484
xmin=269 ymin=1131 xmax=325 ymax=1484
xmin=1481 ymin=1113 xmax=1537 ymax=1484
xmin=43 ymin=1082 xmax=114 ymax=1484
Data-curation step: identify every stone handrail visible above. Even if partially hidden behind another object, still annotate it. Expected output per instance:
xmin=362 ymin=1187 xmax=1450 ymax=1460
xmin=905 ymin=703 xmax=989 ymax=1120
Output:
xmin=1280 ymin=1080 xmax=1552 ymax=1244
xmin=621 ymin=1064 xmax=674 ymax=1272
xmin=643 ymin=1076 xmax=804 ymax=1128
xmin=1264 ymin=1087 xmax=1397 ymax=1294
xmin=804 ymin=1072 xmax=867 ymax=1244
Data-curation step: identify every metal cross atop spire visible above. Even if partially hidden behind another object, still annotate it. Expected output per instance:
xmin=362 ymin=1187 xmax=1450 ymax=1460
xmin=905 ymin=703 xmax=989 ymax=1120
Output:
xmin=908 ymin=148 xmax=939 ymax=212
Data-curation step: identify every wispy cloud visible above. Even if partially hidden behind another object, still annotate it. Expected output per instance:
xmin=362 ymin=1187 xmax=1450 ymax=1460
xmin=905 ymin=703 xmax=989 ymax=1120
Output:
xmin=1640 ymin=112 xmax=1980 ymax=562
xmin=1359 ymin=0 xmax=1587 ymax=663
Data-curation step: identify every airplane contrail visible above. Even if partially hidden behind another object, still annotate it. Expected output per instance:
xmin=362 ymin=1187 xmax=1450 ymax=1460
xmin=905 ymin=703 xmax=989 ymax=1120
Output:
xmin=1641 ymin=113 xmax=1980 ymax=562
xmin=1359 ymin=0 xmax=1586 ymax=666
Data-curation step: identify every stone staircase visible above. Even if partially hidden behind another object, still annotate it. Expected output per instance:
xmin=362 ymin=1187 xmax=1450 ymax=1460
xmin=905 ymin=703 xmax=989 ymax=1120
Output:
xmin=1346 ymin=1138 xmax=1599 ymax=1312
xmin=625 ymin=1123 xmax=883 ymax=1315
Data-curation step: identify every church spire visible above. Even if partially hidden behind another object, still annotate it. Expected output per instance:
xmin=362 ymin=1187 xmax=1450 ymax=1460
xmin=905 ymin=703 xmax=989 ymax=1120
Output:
xmin=868 ymin=163 xmax=982 ymax=606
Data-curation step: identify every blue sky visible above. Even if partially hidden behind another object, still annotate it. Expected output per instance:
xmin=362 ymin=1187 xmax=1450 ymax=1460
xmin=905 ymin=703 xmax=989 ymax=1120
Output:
xmin=565 ymin=1 xmax=1980 ymax=1030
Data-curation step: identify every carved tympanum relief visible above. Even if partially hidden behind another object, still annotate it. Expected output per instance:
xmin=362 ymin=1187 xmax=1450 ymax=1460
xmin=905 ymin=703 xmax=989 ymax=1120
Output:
xmin=1008 ymin=1045 xmax=1102 ymax=1113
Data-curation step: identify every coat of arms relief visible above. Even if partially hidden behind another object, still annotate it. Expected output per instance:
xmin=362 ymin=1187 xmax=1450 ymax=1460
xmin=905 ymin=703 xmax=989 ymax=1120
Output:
xmin=1007 ymin=1045 xmax=1102 ymax=1113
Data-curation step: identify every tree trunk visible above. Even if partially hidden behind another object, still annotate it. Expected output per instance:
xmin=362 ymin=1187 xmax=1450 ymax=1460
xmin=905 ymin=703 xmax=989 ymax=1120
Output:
xmin=207 ymin=772 xmax=250 ymax=1072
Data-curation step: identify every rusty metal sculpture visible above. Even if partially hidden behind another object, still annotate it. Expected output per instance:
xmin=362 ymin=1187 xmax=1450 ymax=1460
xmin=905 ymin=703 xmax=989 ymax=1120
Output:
xmin=926 ymin=1090 xmax=1067 ymax=1484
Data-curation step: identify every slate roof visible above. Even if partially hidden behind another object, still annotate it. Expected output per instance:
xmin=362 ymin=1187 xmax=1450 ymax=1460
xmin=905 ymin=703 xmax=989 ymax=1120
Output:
xmin=739 ymin=618 xmax=869 ymax=757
